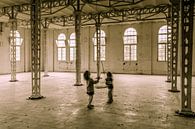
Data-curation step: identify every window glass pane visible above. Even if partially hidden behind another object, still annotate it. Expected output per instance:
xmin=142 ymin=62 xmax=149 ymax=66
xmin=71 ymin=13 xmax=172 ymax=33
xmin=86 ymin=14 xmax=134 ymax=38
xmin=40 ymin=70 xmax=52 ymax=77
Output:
xmin=70 ymin=33 xmax=75 ymax=39
xmin=159 ymin=25 xmax=167 ymax=34
xmin=15 ymin=31 xmax=20 ymax=37
xmin=70 ymin=48 xmax=76 ymax=61
xmin=16 ymin=37 xmax=23 ymax=45
xmin=58 ymin=48 xmax=62 ymax=60
xmin=58 ymin=33 xmax=66 ymax=40
xmin=56 ymin=40 xmax=65 ymax=47
xmin=94 ymin=30 xmax=106 ymax=37
xmin=16 ymin=46 xmax=20 ymax=61
xmin=158 ymin=34 xmax=167 ymax=43
xmin=69 ymin=39 xmax=75 ymax=47
xmin=124 ymin=45 xmax=130 ymax=61
xmin=100 ymin=37 xmax=105 ymax=45
xmin=61 ymin=48 xmax=66 ymax=61
xmin=56 ymin=33 xmax=66 ymax=47
xmin=58 ymin=48 xmax=66 ymax=61
xmin=94 ymin=46 xmax=97 ymax=61
xmin=158 ymin=44 xmax=166 ymax=61
xmin=131 ymin=45 xmax=137 ymax=61
xmin=93 ymin=30 xmax=106 ymax=45
xmin=93 ymin=30 xmax=106 ymax=61
xmin=124 ymin=28 xmax=137 ymax=36
xmin=101 ymin=46 xmax=106 ymax=61
xmin=123 ymin=28 xmax=137 ymax=61
xmin=10 ymin=31 xmax=23 ymax=45
xmin=158 ymin=25 xmax=169 ymax=61
xmin=124 ymin=36 xmax=137 ymax=44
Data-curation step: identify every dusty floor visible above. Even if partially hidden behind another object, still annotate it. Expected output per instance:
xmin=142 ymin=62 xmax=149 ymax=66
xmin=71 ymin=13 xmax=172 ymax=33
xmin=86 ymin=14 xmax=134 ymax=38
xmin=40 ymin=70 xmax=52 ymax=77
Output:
xmin=0 ymin=72 xmax=195 ymax=129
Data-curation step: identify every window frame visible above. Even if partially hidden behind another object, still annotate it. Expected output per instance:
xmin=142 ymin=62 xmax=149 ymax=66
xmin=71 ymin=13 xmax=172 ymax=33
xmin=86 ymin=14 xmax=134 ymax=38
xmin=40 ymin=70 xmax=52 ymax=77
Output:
xmin=123 ymin=27 xmax=137 ymax=61
xmin=69 ymin=33 xmax=76 ymax=61
xmin=157 ymin=25 xmax=168 ymax=62
xmin=56 ymin=33 xmax=66 ymax=61
xmin=93 ymin=30 xmax=106 ymax=61
xmin=10 ymin=30 xmax=23 ymax=61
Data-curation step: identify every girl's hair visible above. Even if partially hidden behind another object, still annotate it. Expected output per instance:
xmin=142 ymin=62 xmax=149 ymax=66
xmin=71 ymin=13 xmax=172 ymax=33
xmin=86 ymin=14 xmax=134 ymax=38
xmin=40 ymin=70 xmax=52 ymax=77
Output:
xmin=84 ymin=70 xmax=90 ymax=80
xmin=107 ymin=72 xmax=112 ymax=78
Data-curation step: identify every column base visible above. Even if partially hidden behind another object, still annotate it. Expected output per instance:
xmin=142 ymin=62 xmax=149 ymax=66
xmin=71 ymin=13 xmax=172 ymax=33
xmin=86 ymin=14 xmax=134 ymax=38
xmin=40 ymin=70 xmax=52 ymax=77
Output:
xmin=168 ymin=89 xmax=180 ymax=92
xmin=96 ymin=76 xmax=102 ymax=79
xmin=165 ymin=80 xmax=171 ymax=83
xmin=74 ymin=83 xmax=83 ymax=86
xmin=9 ymin=80 xmax=18 ymax=82
xmin=43 ymin=74 xmax=49 ymax=77
xmin=28 ymin=95 xmax=45 ymax=100
xmin=175 ymin=110 xmax=195 ymax=117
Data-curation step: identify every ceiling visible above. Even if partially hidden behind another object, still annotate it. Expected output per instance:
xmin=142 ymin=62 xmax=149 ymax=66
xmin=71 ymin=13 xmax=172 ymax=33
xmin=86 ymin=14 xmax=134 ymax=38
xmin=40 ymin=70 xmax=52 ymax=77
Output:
xmin=0 ymin=0 xmax=29 ymax=8
xmin=0 ymin=0 xmax=174 ymax=28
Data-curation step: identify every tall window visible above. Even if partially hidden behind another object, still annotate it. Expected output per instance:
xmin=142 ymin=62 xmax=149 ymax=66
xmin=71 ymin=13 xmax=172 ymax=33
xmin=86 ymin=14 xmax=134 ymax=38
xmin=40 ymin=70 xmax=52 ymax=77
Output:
xmin=56 ymin=33 xmax=66 ymax=61
xmin=123 ymin=28 xmax=137 ymax=61
xmin=93 ymin=30 xmax=106 ymax=61
xmin=158 ymin=25 xmax=168 ymax=61
xmin=10 ymin=30 xmax=23 ymax=61
xmin=69 ymin=33 xmax=76 ymax=61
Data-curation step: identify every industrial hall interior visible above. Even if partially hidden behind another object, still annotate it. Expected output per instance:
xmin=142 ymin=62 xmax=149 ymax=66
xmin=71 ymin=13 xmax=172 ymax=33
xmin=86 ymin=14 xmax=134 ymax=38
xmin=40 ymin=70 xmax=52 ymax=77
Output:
xmin=0 ymin=0 xmax=195 ymax=129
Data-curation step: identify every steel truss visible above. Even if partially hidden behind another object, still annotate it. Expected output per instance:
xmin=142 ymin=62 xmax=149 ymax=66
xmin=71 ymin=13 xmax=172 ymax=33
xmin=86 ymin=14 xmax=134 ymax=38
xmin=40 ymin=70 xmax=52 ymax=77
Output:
xmin=168 ymin=0 xmax=180 ymax=92
xmin=41 ymin=19 xmax=50 ymax=77
xmin=0 ymin=0 xmax=73 ymax=14
xmin=29 ymin=0 xmax=43 ymax=99
xmin=176 ymin=0 xmax=195 ymax=117
xmin=83 ymin=0 xmax=143 ymax=8
xmin=10 ymin=4 xmax=169 ymax=27
xmin=8 ymin=7 xmax=18 ymax=82
xmin=35 ymin=4 xmax=168 ymax=27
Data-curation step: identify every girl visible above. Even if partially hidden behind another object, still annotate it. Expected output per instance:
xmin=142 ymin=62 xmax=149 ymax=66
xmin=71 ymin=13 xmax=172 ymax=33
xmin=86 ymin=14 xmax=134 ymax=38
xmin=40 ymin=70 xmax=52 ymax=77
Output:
xmin=105 ymin=72 xmax=113 ymax=104
xmin=83 ymin=71 xmax=99 ymax=109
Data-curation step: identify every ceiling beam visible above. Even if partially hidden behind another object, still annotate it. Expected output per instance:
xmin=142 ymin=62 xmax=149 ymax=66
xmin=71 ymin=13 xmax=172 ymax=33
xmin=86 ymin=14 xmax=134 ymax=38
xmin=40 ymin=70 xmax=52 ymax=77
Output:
xmin=17 ymin=4 xmax=169 ymax=27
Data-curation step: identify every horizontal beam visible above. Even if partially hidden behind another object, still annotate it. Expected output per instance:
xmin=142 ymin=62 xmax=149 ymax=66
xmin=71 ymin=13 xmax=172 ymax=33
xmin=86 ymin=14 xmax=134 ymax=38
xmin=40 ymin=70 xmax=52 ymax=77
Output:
xmin=82 ymin=0 xmax=144 ymax=8
xmin=0 ymin=0 xmax=73 ymax=15
xmin=17 ymin=4 xmax=169 ymax=27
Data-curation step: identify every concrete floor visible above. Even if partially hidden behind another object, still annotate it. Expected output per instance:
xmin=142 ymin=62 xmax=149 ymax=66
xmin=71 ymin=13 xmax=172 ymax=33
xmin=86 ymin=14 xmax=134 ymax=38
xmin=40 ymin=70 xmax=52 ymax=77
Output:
xmin=0 ymin=72 xmax=195 ymax=129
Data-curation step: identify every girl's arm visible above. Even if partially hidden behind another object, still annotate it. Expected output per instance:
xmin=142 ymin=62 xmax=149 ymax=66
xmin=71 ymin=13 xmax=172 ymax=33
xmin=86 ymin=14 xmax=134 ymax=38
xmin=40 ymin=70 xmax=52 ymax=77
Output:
xmin=93 ymin=78 xmax=99 ymax=84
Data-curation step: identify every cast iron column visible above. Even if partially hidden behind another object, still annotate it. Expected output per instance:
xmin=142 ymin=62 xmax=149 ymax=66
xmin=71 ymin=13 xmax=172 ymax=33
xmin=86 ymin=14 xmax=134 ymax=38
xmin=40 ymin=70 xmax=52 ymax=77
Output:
xmin=74 ymin=0 xmax=82 ymax=86
xmin=176 ymin=0 xmax=195 ymax=116
xmin=166 ymin=7 xmax=172 ymax=83
xmin=95 ymin=14 xmax=101 ymax=79
xmin=42 ymin=19 xmax=50 ymax=77
xmin=8 ymin=7 xmax=18 ymax=82
xmin=168 ymin=0 xmax=180 ymax=92
xmin=29 ymin=0 xmax=43 ymax=99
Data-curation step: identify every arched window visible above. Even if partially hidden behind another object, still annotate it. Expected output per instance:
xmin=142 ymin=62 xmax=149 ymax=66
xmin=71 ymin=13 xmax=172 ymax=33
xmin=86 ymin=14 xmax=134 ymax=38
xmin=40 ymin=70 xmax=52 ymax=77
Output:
xmin=69 ymin=33 xmax=76 ymax=61
xmin=93 ymin=30 xmax=106 ymax=61
xmin=56 ymin=33 xmax=66 ymax=61
xmin=123 ymin=28 xmax=137 ymax=61
xmin=10 ymin=30 xmax=23 ymax=61
xmin=158 ymin=25 xmax=168 ymax=61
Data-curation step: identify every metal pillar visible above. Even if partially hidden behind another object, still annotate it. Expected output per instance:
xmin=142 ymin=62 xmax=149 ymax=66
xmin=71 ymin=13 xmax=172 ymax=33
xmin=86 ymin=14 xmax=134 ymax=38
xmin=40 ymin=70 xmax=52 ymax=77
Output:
xmin=29 ymin=0 xmax=44 ymax=99
xmin=166 ymin=8 xmax=172 ymax=83
xmin=8 ymin=7 xmax=18 ymax=82
xmin=42 ymin=19 xmax=50 ymax=77
xmin=168 ymin=0 xmax=180 ymax=92
xmin=74 ymin=0 xmax=82 ymax=86
xmin=176 ymin=0 xmax=195 ymax=117
xmin=95 ymin=14 xmax=101 ymax=79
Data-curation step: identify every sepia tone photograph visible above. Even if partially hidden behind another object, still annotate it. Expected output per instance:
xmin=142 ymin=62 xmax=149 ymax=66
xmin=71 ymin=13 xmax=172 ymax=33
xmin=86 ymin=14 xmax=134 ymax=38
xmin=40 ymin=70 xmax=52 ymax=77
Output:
xmin=0 ymin=0 xmax=195 ymax=129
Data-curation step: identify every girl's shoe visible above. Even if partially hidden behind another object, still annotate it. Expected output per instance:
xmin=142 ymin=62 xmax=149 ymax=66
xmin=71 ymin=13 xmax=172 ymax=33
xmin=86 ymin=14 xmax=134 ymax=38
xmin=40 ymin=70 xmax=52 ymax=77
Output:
xmin=107 ymin=99 xmax=113 ymax=104
xmin=87 ymin=105 xmax=94 ymax=109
